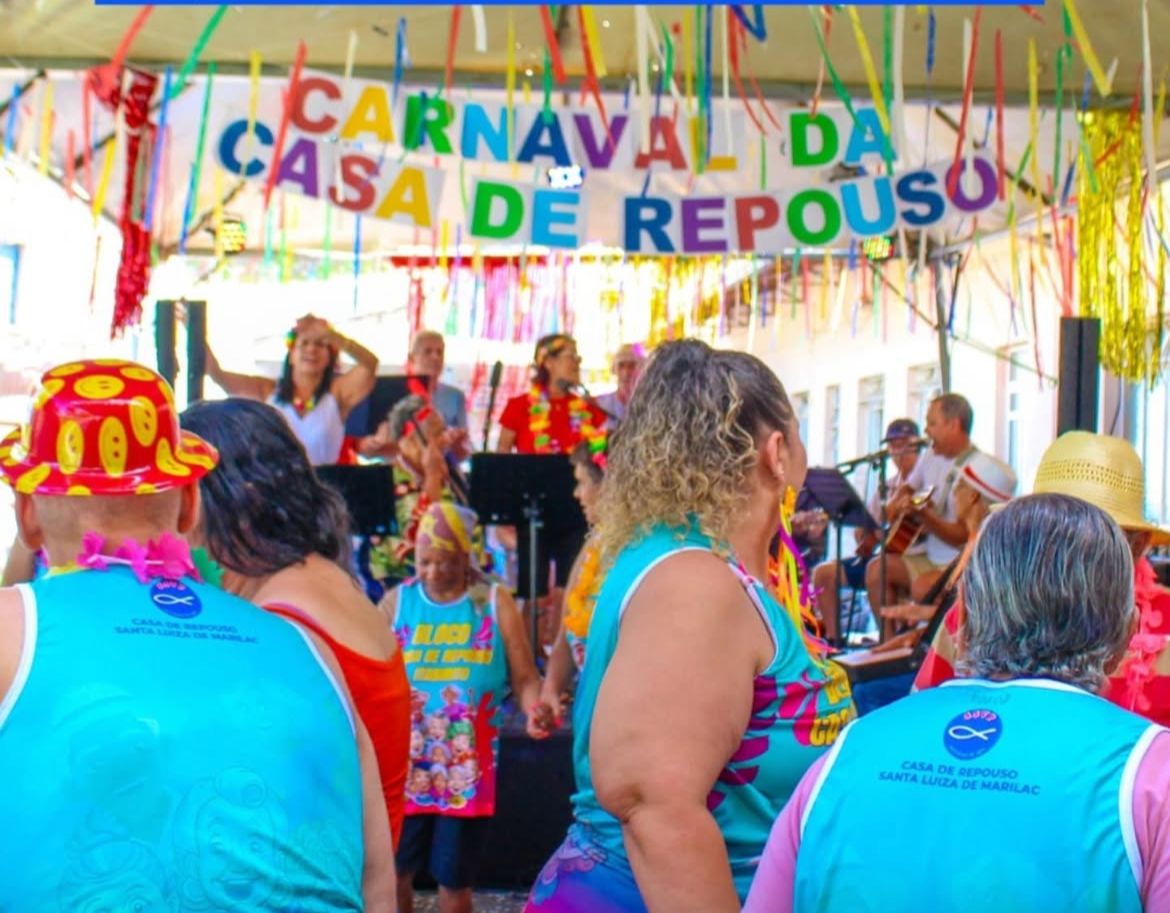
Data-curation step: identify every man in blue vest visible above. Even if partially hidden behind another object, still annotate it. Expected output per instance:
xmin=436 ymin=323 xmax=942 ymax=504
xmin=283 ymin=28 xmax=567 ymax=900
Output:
xmin=745 ymin=492 xmax=1170 ymax=913
xmin=0 ymin=359 xmax=395 ymax=910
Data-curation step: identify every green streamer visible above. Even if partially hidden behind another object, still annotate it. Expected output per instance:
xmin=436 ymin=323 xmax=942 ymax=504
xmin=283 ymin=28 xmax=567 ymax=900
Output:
xmin=542 ymin=50 xmax=553 ymax=124
xmin=807 ymin=8 xmax=862 ymax=132
xmin=882 ymin=7 xmax=894 ymax=112
xmin=263 ymin=204 xmax=274 ymax=267
xmin=171 ymin=6 xmax=228 ymax=100
xmin=322 ymin=202 xmax=333 ymax=278
xmin=1005 ymin=141 xmax=1034 ymax=224
xmin=660 ymin=22 xmax=675 ymax=90
xmin=1053 ymin=9 xmax=1072 ymax=191
xmin=182 ymin=62 xmax=216 ymax=247
xmin=694 ymin=5 xmax=705 ymax=174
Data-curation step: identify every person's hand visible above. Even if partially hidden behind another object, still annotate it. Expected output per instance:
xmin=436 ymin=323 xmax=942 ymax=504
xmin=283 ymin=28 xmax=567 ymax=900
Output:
xmin=526 ymin=700 xmax=560 ymax=740
xmin=295 ymin=314 xmax=338 ymax=346
xmin=422 ymin=437 xmax=448 ymax=480
xmin=358 ymin=422 xmax=397 ymax=459
xmin=496 ymin=525 xmax=518 ymax=551
xmin=880 ymin=602 xmax=935 ymax=624
xmin=447 ymin=427 xmax=472 ymax=460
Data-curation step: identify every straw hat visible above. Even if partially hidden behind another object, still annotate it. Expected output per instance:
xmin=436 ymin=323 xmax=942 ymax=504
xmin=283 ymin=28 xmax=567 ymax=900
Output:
xmin=1032 ymin=431 xmax=1170 ymax=546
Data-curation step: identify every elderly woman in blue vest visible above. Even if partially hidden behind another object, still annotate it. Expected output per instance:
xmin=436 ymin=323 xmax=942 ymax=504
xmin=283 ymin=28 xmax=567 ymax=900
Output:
xmin=524 ymin=340 xmax=854 ymax=913
xmin=745 ymin=492 xmax=1170 ymax=913
xmin=205 ymin=314 xmax=378 ymax=465
xmin=381 ymin=501 xmax=545 ymax=913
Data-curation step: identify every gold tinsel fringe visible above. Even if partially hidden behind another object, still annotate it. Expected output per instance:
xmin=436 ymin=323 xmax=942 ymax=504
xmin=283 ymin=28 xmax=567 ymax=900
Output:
xmin=1078 ymin=111 xmax=1166 ymax=385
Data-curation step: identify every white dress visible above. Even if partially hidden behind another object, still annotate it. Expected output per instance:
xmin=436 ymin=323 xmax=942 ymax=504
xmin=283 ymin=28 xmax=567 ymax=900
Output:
xmin=268 ymin=391 xmax=345 ymax=465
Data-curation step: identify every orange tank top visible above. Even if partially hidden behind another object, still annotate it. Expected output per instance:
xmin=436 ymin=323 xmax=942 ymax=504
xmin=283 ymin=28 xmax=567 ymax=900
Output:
xmin=265 ymin=602 xmax=411 ymax=846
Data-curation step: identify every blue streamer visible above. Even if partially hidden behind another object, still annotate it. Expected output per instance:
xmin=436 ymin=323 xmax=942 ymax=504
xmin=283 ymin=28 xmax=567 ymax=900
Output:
xmin=703 ymin=5 xmax=714 ymax=165
xmin=729 ymin=4 xmax=766 ymax=41
xmin=640 ymin=69 xmax=667 ymax=198
xmin=2 ymin=83 xmax=19 ymax=155
xmin=1060 ymin=161 xmax=1076 ymax=207
xmin=926 ymin=10 xmax=937 ymax=76
xmin=353 ymin=215 xmax=362 ymax=312
xmin=392 ymin=17 xmax=408 ymax=111
xmin=144 ymin=67 xmax=173 ymax=232
xmin=847 ymin=239 xmax=858 ymax=272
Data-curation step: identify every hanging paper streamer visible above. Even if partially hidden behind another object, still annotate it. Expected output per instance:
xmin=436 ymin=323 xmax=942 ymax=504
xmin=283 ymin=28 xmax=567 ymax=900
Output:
xmin=1063 ymin=0 xmax=1112 ymax=97
xmin=171 ymin=6 xmax=227 ymax=100
xmin=92 ymin=110 xmax=121 ymax=220
xmin=719 ymin=3 xmax=733 ymax=151
xmin=891 ymin=6 xmax=907 ymax=162
xmin=262 ymin=40 xmax=307 ymax=210
xmin=443 ymin=7 xmax=462 ymax=97
xmin=238 ymin=51 xmax=262 ymax=177
xmin=111 ymin=5 xmax=155 ymax=72
xmin=808 ymin=8 xmax=861 ymax=130
xmin=846 ymin=8 xmax=892 ymax=143
xmin=539 ymin=5 xmax=567 ymax=84
xmin=37 ymin=80 xmax=53 ymax=176
xmin=635 ymin=5 xmax=652 ymax=153
xmin=213 ymin=166 xmax=224 ymax=260
xmin=947 ymin=10 xmax=981 ymax=199
xmin=471 ymin=5 xmax=487 ymax=53
xmin=143 ymin=65 xmax=173 ymax=232
xmin=582 ymin=6 xmax=608 ymax=78
xmin=2 ymin=82 xmax=20 ymax=156
xmin=64 ymin=130 xmax=76 ymax=197
xmin=179 ymin=63 xmax=215 ymax=254
xmin=353 ymin=214 xmax=362 ymax=312
xmin=505 ymin=13 xmax=516 ymax=164
xmin=994 ymin=30 xmax=1006 ymax=200
xmin=1142 ymin=0 xmax=1157 ymax=195
xmin=392 ymin=17 xmax=409 ymax=110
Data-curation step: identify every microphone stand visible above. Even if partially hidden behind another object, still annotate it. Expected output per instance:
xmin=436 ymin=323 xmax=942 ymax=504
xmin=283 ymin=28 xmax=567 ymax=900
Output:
xmin=838 ymin=446 xmax=892 ymax=643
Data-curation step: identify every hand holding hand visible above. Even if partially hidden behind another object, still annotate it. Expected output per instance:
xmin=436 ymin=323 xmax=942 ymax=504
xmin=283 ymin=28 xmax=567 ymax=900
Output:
xmin=526 ymin=701 xmax=560 ymax=740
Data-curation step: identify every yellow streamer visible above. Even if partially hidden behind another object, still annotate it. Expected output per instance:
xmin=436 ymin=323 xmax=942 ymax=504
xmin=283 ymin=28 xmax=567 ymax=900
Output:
xmin=242 ymin=50 xmax=262 ymax=176
xmin=213 ymin=167 xmax=224 ymax=260
xmin=439 ymin=218 xmax=449 ymax=272
xmin=92 ymin=114 xmax=121 ymax=219
xmin=1027 ymin=39 xmax=1044 ymax=231
xmin=1062 ymin=0 xmax=1112 ymax=97
xmin=581 ymin=6 xmax=607 ymax=78
xmin=37 ymin=81 xmax=53 ymax=176
xmin=847 ymin=7 xmax=892 ymax=139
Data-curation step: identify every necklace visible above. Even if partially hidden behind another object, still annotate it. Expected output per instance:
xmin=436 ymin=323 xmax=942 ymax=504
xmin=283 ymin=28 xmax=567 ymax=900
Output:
xmin=527 ymin=384 xmax=602 ymax=454
xmin=564 ymin=539 xmax=602 ymax=639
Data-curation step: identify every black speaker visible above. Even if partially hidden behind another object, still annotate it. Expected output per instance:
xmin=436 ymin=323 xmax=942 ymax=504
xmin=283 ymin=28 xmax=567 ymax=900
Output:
xmin=478 ymin=720 xmax=574 ymax=888
xmin=155 ymin=300 xmax=176 ymax=387
xmin=185 ymin=300 xmax=207 ymax=403
xmin=1057 ymin=316 xmax=1100 ymax=434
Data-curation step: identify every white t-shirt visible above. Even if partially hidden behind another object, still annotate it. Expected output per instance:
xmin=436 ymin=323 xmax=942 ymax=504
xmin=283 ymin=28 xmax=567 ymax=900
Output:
xmin=905 ymin=447 xmax=977 ymax=565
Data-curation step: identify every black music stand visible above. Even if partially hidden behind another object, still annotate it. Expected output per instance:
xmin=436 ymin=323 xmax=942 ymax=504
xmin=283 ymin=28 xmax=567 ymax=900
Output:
xmin=344 ymin=374 xmax=433 ymax=438
xmin=315 ymin=464 xmax=397 ymax=537
xmin=798 ymin=468 xmax=876 ymax=646
xmin=469 ymin=454 xmax=586 ymax=651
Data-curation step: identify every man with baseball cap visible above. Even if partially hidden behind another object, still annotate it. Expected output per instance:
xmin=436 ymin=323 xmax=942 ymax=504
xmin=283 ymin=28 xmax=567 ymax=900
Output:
xmin=812 ymin=418 xmax=922 ymax=643
xmin=0 ymin=360 xmax=394 ymax=910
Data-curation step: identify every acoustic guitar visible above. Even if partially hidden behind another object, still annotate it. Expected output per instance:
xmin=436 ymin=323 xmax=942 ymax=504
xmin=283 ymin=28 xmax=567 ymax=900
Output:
xmin=883 ymin=486 xmax=936 ymax=555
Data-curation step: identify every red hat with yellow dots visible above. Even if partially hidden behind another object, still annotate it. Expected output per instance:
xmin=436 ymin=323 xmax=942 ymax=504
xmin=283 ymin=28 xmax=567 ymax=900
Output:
xmin=0 ymin=359 xmax=219 ymax=496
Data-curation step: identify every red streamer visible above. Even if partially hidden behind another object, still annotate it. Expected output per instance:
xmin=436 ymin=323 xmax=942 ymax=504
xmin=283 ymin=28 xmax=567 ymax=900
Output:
xmin=811 ymin=6 xmax=833 ymax=117
xmin=947 ymin=8 xmax=983 ymax=199
xmin=995 ymin=29 xmax=1006 ymax=201
xmin=263 ymin=40 xmax=307 ymax=211
xmin=81 ymin=81 xmax=93 ymax=197
xmin=577 ymin=6 xmax=614 ymax=146
xmin=111 ymin=6 xmax=154 ymax=72
xmin=539 ymin=6 xmax=567 ymax=85
xmin=444 ymin=6 xmax=462 ymax=96
xmin=1018 ymin=5 xmax=1045 ymax=25
xmin=726 ymin=10 xmax=764 ymax=134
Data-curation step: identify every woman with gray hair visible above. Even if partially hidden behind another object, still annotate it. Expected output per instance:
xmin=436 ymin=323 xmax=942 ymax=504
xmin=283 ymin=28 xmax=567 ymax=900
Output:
xmin=744 ymin=493 xmax=1170 ymax=913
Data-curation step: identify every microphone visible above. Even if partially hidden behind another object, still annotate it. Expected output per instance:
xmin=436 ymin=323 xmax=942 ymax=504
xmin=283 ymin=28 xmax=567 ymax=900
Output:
xmin=481 ymin=360 xmax=504 ymax=451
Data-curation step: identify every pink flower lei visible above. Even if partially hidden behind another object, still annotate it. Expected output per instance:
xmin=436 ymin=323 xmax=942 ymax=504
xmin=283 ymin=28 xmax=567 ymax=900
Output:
xmin=75 ymin=531 xmax=202 ymax=585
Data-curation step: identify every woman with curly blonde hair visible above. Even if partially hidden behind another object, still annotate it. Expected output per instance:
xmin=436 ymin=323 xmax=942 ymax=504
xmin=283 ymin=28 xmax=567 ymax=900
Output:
xmin=524 ymin=340 xmax=854 ymax=913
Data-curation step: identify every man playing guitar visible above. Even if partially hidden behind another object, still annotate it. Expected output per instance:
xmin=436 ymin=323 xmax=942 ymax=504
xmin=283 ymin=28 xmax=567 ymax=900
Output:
xmin=811 ymin=418 xmax=922 ymax=643
xmin=866 ymin=394 xmax=978 ymax=618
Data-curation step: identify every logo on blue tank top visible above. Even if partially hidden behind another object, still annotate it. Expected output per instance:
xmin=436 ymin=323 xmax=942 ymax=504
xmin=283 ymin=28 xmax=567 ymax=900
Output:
xmin=943 ymin=708 xmax=1003 ymax=760
xmin=149 ymin=579 xmax=203 ymax=619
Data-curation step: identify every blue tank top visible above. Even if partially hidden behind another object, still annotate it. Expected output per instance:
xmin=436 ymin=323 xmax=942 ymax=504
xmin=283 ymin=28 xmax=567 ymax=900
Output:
xmin=395 ymin=579 xmax=510 ymax=817
xmin=796 ymin=679 xmax=1160 ymax=912
xmin=0 ymin=566 xmax=364 ymax=911
xmin=570 ymin=525 xmax=854 ymax=899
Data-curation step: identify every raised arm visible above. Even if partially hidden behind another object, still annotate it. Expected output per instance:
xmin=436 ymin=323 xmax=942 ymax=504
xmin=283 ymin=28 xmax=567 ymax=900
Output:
xmin=329 ymin=329 xmax=379 ymax=416
xmin=590 ymin=550 xmax=769 ymax=913
xmin=204 ymin=343 xmax=276 ymax=401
